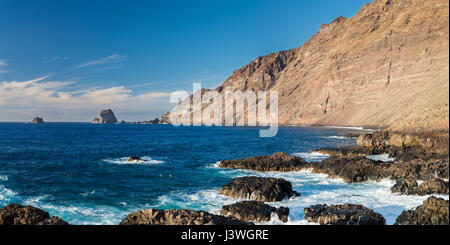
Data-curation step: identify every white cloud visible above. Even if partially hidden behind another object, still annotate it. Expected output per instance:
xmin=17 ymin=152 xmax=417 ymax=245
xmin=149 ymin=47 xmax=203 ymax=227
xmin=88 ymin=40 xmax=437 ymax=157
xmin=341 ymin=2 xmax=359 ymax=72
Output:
xmin=0 ymin=59 xmax=8 ymax=74
xmin=70 ymin=54 xmax=127 ymax=69
xmin=0 ymin=75 xmax=172 ymax=121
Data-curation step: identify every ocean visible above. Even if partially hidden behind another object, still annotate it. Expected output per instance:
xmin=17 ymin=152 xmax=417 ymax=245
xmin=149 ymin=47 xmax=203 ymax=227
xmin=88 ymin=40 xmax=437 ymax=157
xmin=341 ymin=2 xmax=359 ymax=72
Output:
xmin=0 ymin=123 xmax=444 ymax=225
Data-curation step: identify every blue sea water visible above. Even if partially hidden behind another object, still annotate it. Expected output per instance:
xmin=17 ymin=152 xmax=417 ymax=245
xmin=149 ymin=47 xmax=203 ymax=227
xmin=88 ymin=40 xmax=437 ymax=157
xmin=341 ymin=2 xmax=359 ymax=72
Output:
xmin=0 ymin=123 xmax=444 ymax=225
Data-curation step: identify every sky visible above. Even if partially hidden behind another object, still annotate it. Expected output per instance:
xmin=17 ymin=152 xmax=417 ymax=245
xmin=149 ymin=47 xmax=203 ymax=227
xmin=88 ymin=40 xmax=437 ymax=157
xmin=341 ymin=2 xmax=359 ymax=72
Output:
xmin=0 ymin=0 xmax=371 ymax=122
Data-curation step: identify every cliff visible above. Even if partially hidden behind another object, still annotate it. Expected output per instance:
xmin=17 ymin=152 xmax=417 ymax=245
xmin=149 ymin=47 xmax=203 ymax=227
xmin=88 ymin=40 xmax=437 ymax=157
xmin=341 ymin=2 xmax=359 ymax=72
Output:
xmin=167 ymin=0 xmax=449 ymax=132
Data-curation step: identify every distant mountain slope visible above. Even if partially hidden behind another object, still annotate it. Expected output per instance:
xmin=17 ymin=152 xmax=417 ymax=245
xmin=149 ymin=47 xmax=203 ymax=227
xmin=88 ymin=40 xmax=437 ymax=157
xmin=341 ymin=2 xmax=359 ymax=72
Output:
xmin=166 ymin=0 xmax=449 ymax=132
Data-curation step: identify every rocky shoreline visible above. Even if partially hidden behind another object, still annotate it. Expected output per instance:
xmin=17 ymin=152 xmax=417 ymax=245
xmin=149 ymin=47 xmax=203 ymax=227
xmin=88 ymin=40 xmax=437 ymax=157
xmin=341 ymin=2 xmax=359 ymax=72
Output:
xmin=1 ymin=130 xmax=448 ymax=225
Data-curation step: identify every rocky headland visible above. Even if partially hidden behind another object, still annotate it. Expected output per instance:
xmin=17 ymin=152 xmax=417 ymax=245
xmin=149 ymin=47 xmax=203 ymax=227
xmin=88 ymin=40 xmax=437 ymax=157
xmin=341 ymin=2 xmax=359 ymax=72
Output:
xmin=160 ymin=0 xmax=449 ymax=133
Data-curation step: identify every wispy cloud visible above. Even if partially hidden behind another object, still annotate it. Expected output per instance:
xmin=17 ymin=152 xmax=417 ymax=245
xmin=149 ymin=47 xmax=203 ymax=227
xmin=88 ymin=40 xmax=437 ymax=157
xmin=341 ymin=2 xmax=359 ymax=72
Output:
xmin=0 ymin=75 xmax=172 ymax=121
xmin=0 ymin=59 xmax=8 ymax=74
xmin=43 ymin=56 xmax=70 ymax=63
xmin=70 ymin=54 xmax=127 ymax=69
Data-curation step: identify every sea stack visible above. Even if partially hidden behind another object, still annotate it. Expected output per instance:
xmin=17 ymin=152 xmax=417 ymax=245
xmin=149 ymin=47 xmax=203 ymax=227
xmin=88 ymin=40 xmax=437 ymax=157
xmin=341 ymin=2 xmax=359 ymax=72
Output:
xmin=92 ymin=109 xmax=118 ymax=124
xmin=32 ymin=117 xmax=44 ymax=124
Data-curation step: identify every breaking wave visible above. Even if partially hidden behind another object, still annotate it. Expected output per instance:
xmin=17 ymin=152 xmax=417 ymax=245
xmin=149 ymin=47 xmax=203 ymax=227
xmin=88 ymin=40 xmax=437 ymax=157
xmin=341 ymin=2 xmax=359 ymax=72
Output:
xmin=102 ymin=156 xmax=165 ymax=165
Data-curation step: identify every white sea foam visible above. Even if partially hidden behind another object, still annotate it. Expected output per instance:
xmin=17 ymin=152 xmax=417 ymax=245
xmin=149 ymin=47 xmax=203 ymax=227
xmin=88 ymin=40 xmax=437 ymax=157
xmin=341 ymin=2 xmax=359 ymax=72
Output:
xmin=153 ymin=167 xmax=449 ymax=225
xmin=102 ymin=156 xmax=165 ymax=165
xmin=322 ymin=136 xmax=347 ymax=140
xmin=0 ymin=184 xmax=17 ymax=202
xmin=0 ymin=175 xmax=8 ymax=182
xmin=324 ymin=126 xmax=375 ymax=131
xmin=366 ymin=154 xmax=395 ymax=162
xmin=292 ymin=152 xmax=330 ymax=162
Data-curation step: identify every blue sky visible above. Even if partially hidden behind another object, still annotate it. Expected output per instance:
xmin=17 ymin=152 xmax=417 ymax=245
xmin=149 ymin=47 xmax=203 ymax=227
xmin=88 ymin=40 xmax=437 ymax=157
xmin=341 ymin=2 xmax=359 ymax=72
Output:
xmin=0 ymin=0 xmax=370 ymax=121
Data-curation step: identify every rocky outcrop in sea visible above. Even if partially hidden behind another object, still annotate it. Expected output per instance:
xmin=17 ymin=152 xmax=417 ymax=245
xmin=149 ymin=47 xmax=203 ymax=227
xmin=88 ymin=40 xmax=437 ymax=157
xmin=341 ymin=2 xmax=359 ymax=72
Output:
xmin=304 ymin=204 xmax=386 ymax=225
xmin=32 ymin=117 xmax=44 ymax=124
xmin=219 ymin=152 xmax=309 ymax=172
xmin=394 ymin=196 xmax=449 ymax=225
xmin=92 ymin=109 xmax=118 ymax=124
xmin=221 ymin=201 xmax=289 ymax=223
xmin=119 ymin=208 xmax=252 ymax=225
xmin=219 ymin=176 xmax=300 ymax=202
xmin=0 ymin=204 xmax=69 ymax=225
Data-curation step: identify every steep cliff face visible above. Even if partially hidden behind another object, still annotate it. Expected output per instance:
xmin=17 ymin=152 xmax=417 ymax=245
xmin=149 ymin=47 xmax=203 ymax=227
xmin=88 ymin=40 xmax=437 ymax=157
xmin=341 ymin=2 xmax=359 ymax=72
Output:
xmin=168 ymin=0 xmax=449 ymax=131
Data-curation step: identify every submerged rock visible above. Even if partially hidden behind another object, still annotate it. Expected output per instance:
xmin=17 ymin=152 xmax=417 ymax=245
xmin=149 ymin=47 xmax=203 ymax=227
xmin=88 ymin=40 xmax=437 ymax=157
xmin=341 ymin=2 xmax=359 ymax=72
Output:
xmin=0 ymin=204 xmax=69 ymax=225
xmin=221 ymin=201 xmax=289 ymax=223
xmin=219 ymin=176 xmax=300 ymax=202
xmin=32 ymin=117 xmax=44 ymax=124
xmin=92 ymin=109 xmax=118 ymax=124
xmin=219 ymin=152 xmax=310 ymax=171
xmin=127 ymin=156 xmax=146 ymax=162
xmin=119 ymin=208 xmax=252 ymax=225
xmin=304 ymin=204 xmax=385 ymax=225
xmin=394 ymin=196 xmax=449 ymax=225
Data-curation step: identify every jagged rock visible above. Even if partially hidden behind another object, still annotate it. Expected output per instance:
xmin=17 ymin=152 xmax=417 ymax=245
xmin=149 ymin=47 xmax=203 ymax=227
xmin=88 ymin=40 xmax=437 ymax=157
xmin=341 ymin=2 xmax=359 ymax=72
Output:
xmin=127 ymin=156 xmax=146 ymax=162
xmin=119 ymin=208 xmax=252 ymax=225
xmin=219 ymin=152 xmax=310 ymax=172
xmin=304 ymin=204 xmax=386 ymax=225
xmin=221 ymin=201 xmax=289 ymax=223
xmin=388 ymin=158 xmax=449 ymax=181
xmin=391 ymin=178 xmax=418 ymax=195
xmin=92 ymin=109 xmax=118 ymax=124
xmin=0 ymin=204 xmax=69 ymax=225
xmin=313 ymin=146 xmax=371 ymax=157
xmin=417 ymin=179 xmax=449 ymax=195
xmin=311 ymin=156 xmax=391 ymax=183
xmin=32 ymin=117 xmax=44 ymax=124
xmin=219 ymin=176 xmax=300 ymax=202
xmin=394 ymin=196 xmax=449 ymax=225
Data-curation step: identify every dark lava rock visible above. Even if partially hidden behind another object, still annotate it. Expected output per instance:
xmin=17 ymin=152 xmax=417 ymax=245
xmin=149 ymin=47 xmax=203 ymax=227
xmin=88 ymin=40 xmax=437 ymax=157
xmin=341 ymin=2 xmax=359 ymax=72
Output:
xmin=312 ymin=156 xmax=391 ymax=183
xmin=0 ymin=204 xmax=69 ymax=225
xmin=219 ymin=176 xmax=300 ymax=202
xmin=391 ymin=178 xmax=418 ymax=195
xmin=32 ymin=117 xmax=44 ymax=124
xmin=313 ymin=146 xmax=371 ymax=157
xmin=221 ymin=201 xmax=289 ymax=223
xmin=394 ymin=196 xmax=449 ymax=225
xmin=219 ymin=152 xmax=310 ymax=172
xmin=388 ymin=158 xmax=449 ymax=181
xmin=417 ymin=179 xmax=449 ymax=195
xmin=344 ymin=133 xmax=360 ymax=139
xmin=127 ymin=156 xmax=146 ymax=162
xmin=304 ymin=204 xmax=386 ymax=225
xmin=119 ymin=208 xmax=252 ymax=225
